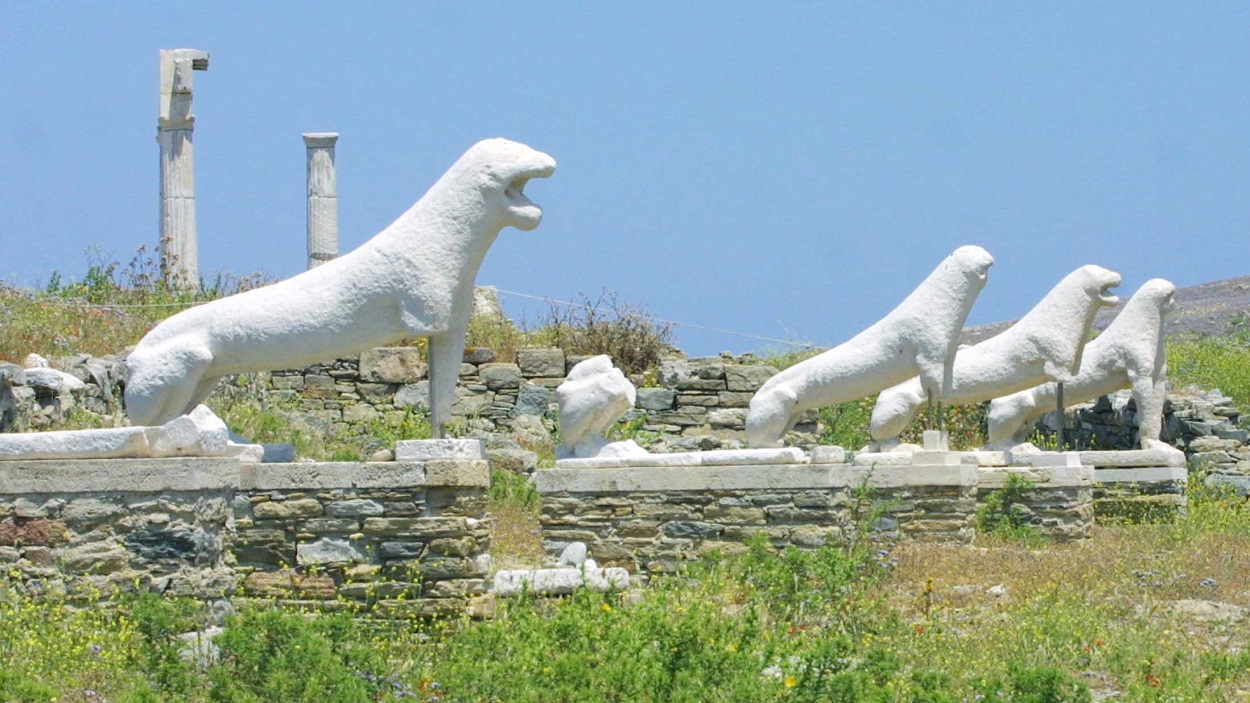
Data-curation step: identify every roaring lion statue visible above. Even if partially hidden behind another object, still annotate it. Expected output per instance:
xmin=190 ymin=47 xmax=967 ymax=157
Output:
xmin=746 ymin=245 xmax=994 ymax=447
xmin=869 ymin=264 xmax=1122 ymax=446
xmin=125 ymin=138 xmax=556 ymax=435
xmin=985 ymin=278 xmax=1175 ymax=450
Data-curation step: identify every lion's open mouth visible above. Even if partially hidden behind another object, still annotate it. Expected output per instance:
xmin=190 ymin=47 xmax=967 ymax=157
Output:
xmin=504 ymin=161 xmax=555 ymax=229
xmin=1098 ymin=278 xmax=1121 ymax=305
xmin=505 ymin=177 xmax=535 ymax=209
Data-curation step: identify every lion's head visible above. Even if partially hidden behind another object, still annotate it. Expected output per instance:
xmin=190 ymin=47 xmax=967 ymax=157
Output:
xmin=1101 ymin=277 xmax=1176 ymax=374
xmin=949 ymin=245 xmax=995 ymax=287
xmin=456 ymin=138 xmax=557 ymax=231
xmin=1018 ymin=264 xmax=1122 ymax=383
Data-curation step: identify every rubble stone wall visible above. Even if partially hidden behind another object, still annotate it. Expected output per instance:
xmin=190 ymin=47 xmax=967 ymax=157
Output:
xmin=0 ymin=457 xmax=490 ymax=615
xmin=534 ymin=464 xmax=980 ymax=576
xmin=3 ymin=350 xmax=1246 ymax=483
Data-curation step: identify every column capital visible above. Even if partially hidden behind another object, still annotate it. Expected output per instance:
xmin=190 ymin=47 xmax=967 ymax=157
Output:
xmin=158 ymin=116 xmax=196 ymax=132
xmin=303 ymin=133 xmax=340 ymax=148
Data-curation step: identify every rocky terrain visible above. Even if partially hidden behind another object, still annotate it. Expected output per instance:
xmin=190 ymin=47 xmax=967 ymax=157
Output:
xmin=964 ymin=274 xmax=1250 ymax=344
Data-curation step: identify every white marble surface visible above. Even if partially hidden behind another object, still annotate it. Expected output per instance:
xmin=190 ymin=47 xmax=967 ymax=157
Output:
xmin=394 ymin=438 xmax=486 ymax=462
xmin=494 ymin=566 xmax=630 ymax=596
xmin=871 ymin=265 xmax=1122 ymax=443
xmin=746 ymin=246 xmax=994 ymax=447
xmin=125 ymin=138 xmax=555 ymax=435
xmin=555 ymin=355 xmax=645 ymax=459
xmin=0 ymin=404 xmax=229 ymax=460
xmin=987 ymin=279 xmax=1176 ymax=449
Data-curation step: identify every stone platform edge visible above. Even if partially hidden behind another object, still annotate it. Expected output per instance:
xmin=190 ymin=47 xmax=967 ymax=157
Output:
xmin=534 ymin=462 xmax=977 ymax=494
xmin=0 ymin=457 xmax=489 ymax=493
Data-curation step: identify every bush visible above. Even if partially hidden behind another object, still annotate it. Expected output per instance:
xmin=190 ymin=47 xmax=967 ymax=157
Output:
xmin=529 ymin=290 xmax=676 ymax=376
xmin=208 ymin=609 xmax=398 ymax=703
xmin=976 ymin=473 xmax=1041 ymax=541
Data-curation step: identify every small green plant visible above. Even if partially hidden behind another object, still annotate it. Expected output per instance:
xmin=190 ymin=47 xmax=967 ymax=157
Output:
xmin=528 ymin=290 xmax=676 ymax=375
xmin=976 ymin=473 xmax=1042 ymax=541
xmin=124 ymin=593 xmax=203 ymax=700
xmin=1168 ymin=335 xmax=1250 ymax=411
xmin=208 ymin=609 xmax=396 ymax=703
xmin=973 ymin=663 xmax=1092 ymax=703
xmin=818 ymin=397 xmax=874 ymax=448
xmin=604 ymin=414 xmax=661 ymax=447
xmin=489 ymin=469 xmax=540 ymax=509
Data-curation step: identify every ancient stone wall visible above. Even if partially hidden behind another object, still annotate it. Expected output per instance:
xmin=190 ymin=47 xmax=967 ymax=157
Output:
xmin=976 ymin=464 xmax=1095 ymax=541
xmin=534 ymin=462 xmax=981 ymax=576
xmin=3 ymin=349 xmax=1246 ymax=482
xmin=0 ymin=456 xmax=490 ymax=615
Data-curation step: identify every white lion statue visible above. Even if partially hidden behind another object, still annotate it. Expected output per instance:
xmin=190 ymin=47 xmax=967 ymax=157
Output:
xmin=125 ymin=138 xmax=556 ymax=436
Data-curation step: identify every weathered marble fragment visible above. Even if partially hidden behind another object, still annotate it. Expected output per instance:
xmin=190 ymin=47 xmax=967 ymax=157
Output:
xmin=493 ymin=566 xmax=630 ymax=596
xmin=556 ymin=355 xmax=646 ymax=459
xmin=0 ymin=404 xmax=229 ymax=460
xmin=746 ymin=246 xmax=994 ymax=447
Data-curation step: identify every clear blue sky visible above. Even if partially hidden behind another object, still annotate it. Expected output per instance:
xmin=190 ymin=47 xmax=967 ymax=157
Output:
xmin=2 ymin=4 xmax=1247 ymax=356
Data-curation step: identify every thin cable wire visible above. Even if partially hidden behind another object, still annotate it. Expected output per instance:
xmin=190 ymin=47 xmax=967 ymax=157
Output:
xmin=20 ymin=287 xmax=818 ymax=350
xmin=494 ymin=288 xmax=816 ymax=350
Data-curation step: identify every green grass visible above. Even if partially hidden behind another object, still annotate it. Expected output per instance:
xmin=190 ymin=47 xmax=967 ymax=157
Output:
xmin=1167 ymin=335 xmax=1250 ymax=410
xmin=8 ymin=489 xmax=1250 ymax=701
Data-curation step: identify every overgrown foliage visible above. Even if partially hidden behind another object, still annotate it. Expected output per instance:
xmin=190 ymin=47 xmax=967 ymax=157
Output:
xmin=975 ymin=473 xmax=1043 ymax=543
xmin=527 ymin=290 xmax=677 ymax=376
xmin=1167 ymin=332 xmax=1250 ymax=411
xmin=1 ymin=247 xmax=270 ymax=362
xmin=12 ymin=491 xmax=1250 ymax=701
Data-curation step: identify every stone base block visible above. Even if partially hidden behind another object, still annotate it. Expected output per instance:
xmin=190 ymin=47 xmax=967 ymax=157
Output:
xmin=493 ymin=566 xmax=629 ymax=596
xmin=1094 ymin=466 xmax=1188 ymax=523
xmin=976 ymin=464 xmax=1094 ymax=541
xmin=395 ymin=439 xmax=486 ymax=462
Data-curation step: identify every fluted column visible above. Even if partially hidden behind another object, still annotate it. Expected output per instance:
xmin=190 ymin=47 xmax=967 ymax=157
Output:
xmin=303 ymin=133 xmax=340 ymax=269
xmin=157 ymin=49 xmax=209 ymax=289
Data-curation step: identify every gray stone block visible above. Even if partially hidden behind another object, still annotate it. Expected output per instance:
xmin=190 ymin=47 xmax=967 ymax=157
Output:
xmin=395 ymin=381 xmax=430 ymax=410
xmin=463 ymin=348 xmax=497 ymax=365
xmin=725 ymin=365 xmax=777 ymax=392
xmin=1206 ymin=473 xmax=1250 ymax=496
xmin=326 ymin=499 xmax=385 ymax=518
xmin=516 ymin=348 xmax=566 ymax=378
xmin=514 ymin=383 xmax=551 ymax=416
xmin=479 ymin=363 xmax=522 ymax=391
xmin=1215 ymin=427 xmax=1250 ymax=443
xmin=359 ymin=348 xmax=427 ymax=384
xmin=637 ymin=388 xmax=676 ymax=411
xmin=297 ymin=537 xmax=365 ymax=565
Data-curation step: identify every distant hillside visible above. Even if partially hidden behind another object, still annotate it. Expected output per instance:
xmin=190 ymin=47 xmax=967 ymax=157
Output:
xmin=962 ymin=274 xmax=1250 ymax=344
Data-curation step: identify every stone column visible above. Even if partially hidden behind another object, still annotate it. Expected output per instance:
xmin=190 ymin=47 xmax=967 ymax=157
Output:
xmin=157 ymin=49 xmax=210 ymax=289
xmin=303 ymin=133 xmax=340 ymax=269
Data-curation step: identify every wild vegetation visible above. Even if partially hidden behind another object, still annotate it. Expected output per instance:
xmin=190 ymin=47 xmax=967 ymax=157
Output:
xmin=5 ymin=260 xmax=1250 ymax=701
xmin=3 ymin=480 xmax=1250 ymax=702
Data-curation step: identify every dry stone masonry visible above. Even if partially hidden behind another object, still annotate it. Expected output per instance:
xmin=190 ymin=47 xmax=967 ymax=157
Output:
xmin=0 ymin=449 xmax=491 ymax=616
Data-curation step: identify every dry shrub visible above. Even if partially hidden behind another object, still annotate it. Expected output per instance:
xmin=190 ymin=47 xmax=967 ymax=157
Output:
xmin=529 ymin=290 xmax=676 ymax=376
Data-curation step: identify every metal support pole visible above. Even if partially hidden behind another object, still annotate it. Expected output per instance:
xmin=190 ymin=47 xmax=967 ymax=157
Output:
xmin=1056 ymin=382 xmax=1066 ymax=451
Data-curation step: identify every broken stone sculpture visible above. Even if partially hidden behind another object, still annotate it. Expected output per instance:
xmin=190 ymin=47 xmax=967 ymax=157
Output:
xmin=870 ymin=265 xmax=1123 ymax=446
xmin=0 ymin=404 xmax=229 ymax=460
xmin=125 ymin=138 xmax=556 ymax=438
xmin=987 ymin=278 xmax=1176 ymax=451
xmin=746 ymin=245 xmax=995 ymax=447
xmin=556 ymin=355 xmax=647 ymax=459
